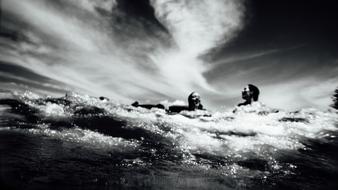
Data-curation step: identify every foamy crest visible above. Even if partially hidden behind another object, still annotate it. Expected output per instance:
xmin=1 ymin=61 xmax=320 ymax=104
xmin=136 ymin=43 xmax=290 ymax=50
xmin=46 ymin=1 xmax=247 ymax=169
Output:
xmin=22 ymin=95 xmax=338 ymax=156
xmin=2 ymin=93 xmax=337 ymax=176
xmin=28 ymin=124 xmax=140 ymax=152
xmin=112 ymin=101 xmax=338 ymax=160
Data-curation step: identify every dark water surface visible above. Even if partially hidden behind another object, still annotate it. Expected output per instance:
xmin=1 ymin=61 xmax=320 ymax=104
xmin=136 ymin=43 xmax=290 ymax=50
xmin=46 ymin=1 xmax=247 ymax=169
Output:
xmin=1 ymin=93 xmax=338 ymax=190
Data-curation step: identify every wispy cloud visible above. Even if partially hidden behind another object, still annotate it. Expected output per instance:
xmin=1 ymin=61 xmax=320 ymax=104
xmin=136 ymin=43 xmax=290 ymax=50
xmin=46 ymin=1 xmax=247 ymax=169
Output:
xmin=210 ymin=44 xmax=307 ymax=68
xmin=2 ymin=0 xmax=246 ymax=103
xmin=2 ymin=0 xmax=336 ymax=110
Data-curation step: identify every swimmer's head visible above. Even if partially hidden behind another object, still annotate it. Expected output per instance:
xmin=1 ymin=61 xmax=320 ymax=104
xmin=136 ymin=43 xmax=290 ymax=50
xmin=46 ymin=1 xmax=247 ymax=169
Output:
xmin=188 ymin=92 xmax=201 ymax=110
xmin=242 ymin=86 xmax=251 ymax=101
xmin=241 ymin=84 xmax=260 ymax=102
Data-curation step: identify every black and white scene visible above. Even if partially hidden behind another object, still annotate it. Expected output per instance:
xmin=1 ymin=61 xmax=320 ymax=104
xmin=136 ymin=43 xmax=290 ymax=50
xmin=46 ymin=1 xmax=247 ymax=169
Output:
xmin=0 ymin=0 xmax=338 ymax=189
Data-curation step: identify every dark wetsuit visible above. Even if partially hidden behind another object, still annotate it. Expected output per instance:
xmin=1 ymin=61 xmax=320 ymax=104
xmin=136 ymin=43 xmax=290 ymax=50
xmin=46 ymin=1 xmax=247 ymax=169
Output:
xmin=237 ymin=100 xmax=251 ymax=107
xmin=168 ymin=104 xmax=204 ymax=113
xmin=131 ymin=101 xmax=165 ymax=110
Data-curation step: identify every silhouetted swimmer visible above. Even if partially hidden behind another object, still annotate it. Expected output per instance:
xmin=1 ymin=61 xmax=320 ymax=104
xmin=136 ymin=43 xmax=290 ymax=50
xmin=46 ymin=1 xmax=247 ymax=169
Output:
xmin=237 ymin=84 xmax=260 ymax=107
xmin=131 ymin=101 xmax=165 ymax=110
xmin=99 ymin=96 xmax=109 ymax=101
xmin=169 ymin=92 xmax=205 ymax=113
xmin=188 ymin=92 xmax=204 ymax=110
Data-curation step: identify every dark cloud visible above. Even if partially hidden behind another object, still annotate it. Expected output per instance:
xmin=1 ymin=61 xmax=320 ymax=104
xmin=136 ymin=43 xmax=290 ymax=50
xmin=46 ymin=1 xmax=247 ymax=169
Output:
xmin=0 ymin=61 xmax=67 ymax=93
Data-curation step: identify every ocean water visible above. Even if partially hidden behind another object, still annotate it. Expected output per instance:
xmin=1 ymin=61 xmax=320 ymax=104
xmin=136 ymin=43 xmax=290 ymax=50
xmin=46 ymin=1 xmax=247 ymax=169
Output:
xmin=0 ymin=91 xmax=337 ymax=190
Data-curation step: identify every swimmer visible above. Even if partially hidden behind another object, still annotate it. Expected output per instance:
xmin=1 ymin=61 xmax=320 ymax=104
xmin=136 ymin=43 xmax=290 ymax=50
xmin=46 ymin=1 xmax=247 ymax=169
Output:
xmin=169 ymin=92 xmax=205 ymax=113
xmin=237 ymin=84 xmax=260 ymax=107
xmin=131 ymin=101 xmax=165 ymax=110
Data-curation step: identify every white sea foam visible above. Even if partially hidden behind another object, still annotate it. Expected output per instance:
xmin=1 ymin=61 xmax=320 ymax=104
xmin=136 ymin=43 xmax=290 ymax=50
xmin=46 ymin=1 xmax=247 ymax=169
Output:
xmin=27 ymin=124 xmax=140 ymax=152
xmin=26 ymin=95 xmax=338 ymax=158
xmin=2 ymin=93 xmax=336 ymax=172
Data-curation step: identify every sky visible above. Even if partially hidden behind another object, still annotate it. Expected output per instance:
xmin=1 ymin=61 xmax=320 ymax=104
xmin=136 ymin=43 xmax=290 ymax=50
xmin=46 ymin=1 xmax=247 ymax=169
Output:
xmin=0 ymin=0 xmax=337 ymax=110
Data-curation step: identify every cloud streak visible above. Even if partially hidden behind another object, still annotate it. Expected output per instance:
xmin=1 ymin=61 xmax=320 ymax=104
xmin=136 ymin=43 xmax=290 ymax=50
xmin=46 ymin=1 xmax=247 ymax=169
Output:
xmin=2 ymin=0 xmax=246 ymax=104
xmin=3 ymin=0 xmax=335 ymax=110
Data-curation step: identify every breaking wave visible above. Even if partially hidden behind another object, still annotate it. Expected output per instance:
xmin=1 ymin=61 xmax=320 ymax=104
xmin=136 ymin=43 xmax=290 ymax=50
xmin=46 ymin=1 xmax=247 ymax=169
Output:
xmin=1 ymin=91 xmax=337 ymax=189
